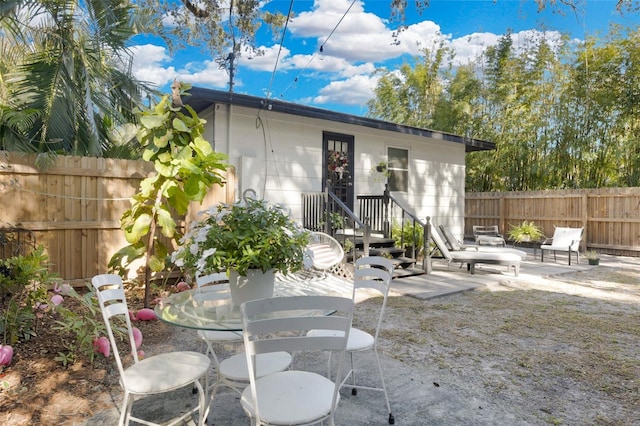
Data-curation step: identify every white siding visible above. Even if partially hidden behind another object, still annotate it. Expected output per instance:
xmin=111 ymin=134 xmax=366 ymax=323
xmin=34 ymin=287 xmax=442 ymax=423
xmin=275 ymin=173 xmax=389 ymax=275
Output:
xmin=200 ymin=103 xmax=466 ymax=232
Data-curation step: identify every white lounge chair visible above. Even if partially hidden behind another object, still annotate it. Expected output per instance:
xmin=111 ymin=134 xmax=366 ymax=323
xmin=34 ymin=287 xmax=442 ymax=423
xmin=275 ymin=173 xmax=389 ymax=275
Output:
xmin=430 ymin=225 xmax=522 ymax=276
xmin=540 ymin=226 xmax=584 ymax=265
xmin=472 ymin=225 xmax=506 ymax=246
xmin=439 ymin=225 xmax=527 ymax=258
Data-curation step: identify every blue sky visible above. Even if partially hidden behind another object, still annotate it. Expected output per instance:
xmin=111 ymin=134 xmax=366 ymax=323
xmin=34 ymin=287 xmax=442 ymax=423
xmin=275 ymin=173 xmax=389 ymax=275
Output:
xmin=129 ymin=0 xmax=638 ymax=116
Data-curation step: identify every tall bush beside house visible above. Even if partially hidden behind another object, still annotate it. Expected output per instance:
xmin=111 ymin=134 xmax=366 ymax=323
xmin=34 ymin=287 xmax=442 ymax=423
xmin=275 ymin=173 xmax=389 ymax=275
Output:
xmin=109 ymin=83 xmax=228 ymax=307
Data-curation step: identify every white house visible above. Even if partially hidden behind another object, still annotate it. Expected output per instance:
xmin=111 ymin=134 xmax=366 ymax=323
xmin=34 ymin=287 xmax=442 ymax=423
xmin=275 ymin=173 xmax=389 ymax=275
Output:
xmin=186 ymin=87 xmax=494 ymax=238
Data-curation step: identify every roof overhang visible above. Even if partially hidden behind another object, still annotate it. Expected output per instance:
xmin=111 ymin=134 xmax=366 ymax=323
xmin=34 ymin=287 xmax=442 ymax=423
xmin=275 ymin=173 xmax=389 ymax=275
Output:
xmin=186 ymin=87 xmax=495 ymax=153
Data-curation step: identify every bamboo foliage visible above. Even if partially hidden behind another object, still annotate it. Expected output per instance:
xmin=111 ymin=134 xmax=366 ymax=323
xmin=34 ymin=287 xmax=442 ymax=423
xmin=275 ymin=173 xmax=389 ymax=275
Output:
xmin=369 ymin=26 xmax=640 ymax=191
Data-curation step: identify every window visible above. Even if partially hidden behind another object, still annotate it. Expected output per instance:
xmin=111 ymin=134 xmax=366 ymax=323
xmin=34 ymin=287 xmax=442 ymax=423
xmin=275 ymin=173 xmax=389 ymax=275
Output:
xmin=387 ymin=147 xmax=409 ymax=192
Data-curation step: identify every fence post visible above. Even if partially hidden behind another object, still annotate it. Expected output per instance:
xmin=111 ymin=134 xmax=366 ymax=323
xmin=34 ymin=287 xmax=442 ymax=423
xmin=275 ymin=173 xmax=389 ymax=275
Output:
xmin=581 ymin=193 xmax=588 ymax=252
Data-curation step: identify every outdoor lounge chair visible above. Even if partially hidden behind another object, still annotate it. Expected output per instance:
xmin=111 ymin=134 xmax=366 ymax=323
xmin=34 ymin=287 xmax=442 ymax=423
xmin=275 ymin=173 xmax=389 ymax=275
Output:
xmin=472 ymin=225 xmax=506 ymax=246
xmin=439 ymin=225 xmax=527 ymax=258
xmin=540 ymin=226 xmax=584 ymax=265
xmin=430 ymin=225 xmax=522 ymax=276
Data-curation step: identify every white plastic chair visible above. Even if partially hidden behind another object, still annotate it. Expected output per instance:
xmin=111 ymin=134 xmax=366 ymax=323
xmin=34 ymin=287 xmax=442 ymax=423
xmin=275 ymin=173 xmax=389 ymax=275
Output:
xmin=194 ymin=273 xmax=292 ymax=408
xmin=240 ymin=295 xmax=354 ymax=426
xmin=308 ymin=256 xmax=396 ymax=424
xmin=92 ymin=274 xmax=210 ymax=426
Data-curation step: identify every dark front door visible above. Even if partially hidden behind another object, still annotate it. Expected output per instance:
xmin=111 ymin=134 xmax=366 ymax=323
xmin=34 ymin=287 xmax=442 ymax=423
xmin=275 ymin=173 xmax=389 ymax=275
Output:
xmin=323 ymin=131 xmax=354 ymax=210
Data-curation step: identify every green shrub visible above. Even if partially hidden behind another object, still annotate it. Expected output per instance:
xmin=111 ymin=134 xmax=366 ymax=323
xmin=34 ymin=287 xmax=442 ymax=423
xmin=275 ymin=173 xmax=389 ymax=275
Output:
xmin=52 ymin=283 xmax=114 ymax=366
xmin=0 ymin=245 xmax=57 ymax=345
xmin=392 ymin=220 xmax=424 ymax=256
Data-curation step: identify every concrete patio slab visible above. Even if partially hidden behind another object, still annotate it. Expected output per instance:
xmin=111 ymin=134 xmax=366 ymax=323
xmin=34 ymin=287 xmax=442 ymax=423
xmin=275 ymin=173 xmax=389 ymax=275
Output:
xmin=83 ymin=250 xmax=629 ymax=426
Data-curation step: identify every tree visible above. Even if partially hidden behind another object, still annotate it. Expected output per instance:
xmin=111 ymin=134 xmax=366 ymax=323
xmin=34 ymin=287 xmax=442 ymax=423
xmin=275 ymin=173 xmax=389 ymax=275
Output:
xmin=109 ymin=83 xmax=228 ymax=307
xmin=0 ymin=0 xmax=156 ymax=156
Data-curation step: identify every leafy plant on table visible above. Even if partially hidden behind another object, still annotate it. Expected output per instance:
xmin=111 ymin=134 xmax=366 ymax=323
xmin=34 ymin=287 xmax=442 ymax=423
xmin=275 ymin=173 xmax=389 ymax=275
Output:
xmin=172 ymin=198 xmax=310 ymax=277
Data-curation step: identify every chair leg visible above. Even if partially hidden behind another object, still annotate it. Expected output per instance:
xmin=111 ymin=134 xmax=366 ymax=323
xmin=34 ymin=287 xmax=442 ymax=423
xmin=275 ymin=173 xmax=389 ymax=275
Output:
xmin=373 ymin=347 xmax=394 ymax=424
xmin=194 ymin=379 xmax=207 ymax=426
xmin=119 ymin=391 xmax=132 ymax=426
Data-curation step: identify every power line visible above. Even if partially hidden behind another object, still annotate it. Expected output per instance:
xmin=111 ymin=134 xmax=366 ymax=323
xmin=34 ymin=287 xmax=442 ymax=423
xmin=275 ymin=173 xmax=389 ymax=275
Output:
xmin=265 ymin=0 xmax=295 ymax=100
xmin=278 ymin=0 xmax=358 ymax=99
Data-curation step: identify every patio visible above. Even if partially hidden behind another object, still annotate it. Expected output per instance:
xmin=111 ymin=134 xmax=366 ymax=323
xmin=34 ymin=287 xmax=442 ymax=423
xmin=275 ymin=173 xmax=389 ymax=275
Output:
xmin=82 ymin=250 xmax=638 ymax=425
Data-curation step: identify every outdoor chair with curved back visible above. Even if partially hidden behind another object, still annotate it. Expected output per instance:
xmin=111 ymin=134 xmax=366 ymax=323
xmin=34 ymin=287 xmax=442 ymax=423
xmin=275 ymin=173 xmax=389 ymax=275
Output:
xmin=194 ymin=273 xmax=292 ymax=408
xmin=306 ymin=231 xmax=345 ymax=276
xmin=308 ymin=255 xmax=396 ymax=424
xmin=240 ymin=295 xmax=354 ymax=426
xmin=92 ymin=274 xmax=210 ymax=426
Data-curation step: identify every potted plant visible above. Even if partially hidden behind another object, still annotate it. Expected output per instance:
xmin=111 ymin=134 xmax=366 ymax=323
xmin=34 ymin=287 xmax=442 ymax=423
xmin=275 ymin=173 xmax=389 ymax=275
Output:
xmin=171 ymin=198 xmax=310 ymax=305
xmin=584 ymin=250 xmax=600 ymax=265
xmin=507 ymin=221 xmax=545 ymax=243
xmin=392 ymin=220 xmax=424 ymax=259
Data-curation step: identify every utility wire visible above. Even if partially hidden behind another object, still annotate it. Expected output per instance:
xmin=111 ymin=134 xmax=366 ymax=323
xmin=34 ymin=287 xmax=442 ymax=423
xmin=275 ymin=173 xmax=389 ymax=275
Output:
xmin=265 ymin=0 xmax=295 ymax=100
xmin=279 ymin=0 xmax=357 ymax=99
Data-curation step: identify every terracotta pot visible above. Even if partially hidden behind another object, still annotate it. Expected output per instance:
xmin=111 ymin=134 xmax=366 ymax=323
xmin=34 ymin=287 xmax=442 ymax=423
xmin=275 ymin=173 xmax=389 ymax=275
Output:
xmin=228 ymin=269 xmax=275 ymax=306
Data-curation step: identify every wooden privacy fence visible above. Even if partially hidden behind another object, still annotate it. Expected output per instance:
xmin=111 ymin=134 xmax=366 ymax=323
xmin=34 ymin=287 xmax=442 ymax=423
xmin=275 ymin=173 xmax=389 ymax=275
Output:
xmin=0 ymin=151 xmax=234 ymax=283
xmin=466 ymin=188 xmax=640 ymax=257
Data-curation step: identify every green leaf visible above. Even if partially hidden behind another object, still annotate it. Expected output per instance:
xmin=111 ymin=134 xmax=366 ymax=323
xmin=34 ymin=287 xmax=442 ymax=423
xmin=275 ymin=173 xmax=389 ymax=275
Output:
xmin=172 ymin=117 xmax=190 ymax=133
xmin=156 ymin=207 xmax=176 ymax=238
xmin=126 ymin=213 xmax=152 ymax=243
xmin=148 ymin=254 xmax=165 ymax=272
xmin=140 ymin=114 xmax=166 ymax=129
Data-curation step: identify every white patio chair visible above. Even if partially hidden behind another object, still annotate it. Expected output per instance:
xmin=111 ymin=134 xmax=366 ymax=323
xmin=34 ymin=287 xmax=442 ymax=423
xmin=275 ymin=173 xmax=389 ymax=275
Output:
xmin=308 ymin=256 xmax=396 ymax=424
xmin=194 ymin=273 xmax=243 ymax=390
xmin=92 ymin=274 xmax=210 ymax=426
xmin=194 ymin=273 xmax=292 ymax=411
xmin=540 ymin=226 xmax=584 ymax=265
xmin=240 ymin=295 xmax=354 ymax=426
xmin=307 ymin=231 xmax=345 ymax=276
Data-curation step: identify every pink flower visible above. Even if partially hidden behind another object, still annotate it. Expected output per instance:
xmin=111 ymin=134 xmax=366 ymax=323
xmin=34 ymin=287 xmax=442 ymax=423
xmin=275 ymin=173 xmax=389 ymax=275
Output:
xmin=93 ymin=336 xmax=110 ymax=358
xmin=53 ymin=282 xmax=72 ymax=295
xmin=0 ymin=345 xmax=13 ymax=367
xmin=137 ymin=350 xmax=145 ymax=360
xmin=51 ymin=294 xmax=64 ymax=306
xmin=132 ymin=327 xmax=143 ymax=349
xmin=176 ymin=281 xmax=190 ymax=292
xmin=129 ymin=308 xmax=157 ymax=321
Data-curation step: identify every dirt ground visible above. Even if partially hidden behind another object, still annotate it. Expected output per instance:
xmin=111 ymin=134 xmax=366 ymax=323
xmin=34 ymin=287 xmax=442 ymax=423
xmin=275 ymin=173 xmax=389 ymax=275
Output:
xmin=1 ymin=265 xmax=638 ymax=425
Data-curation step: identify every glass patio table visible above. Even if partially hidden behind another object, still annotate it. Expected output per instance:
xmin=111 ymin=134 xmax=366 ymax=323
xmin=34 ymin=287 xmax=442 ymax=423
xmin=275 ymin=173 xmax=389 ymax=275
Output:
xmin=155 ymin=273 xmax=352 ymax=332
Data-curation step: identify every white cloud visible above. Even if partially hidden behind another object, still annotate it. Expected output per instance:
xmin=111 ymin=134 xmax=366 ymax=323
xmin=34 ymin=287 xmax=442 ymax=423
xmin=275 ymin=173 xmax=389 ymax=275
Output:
xmin=128 ymin=44 xmax=177 ymax=87
xmin=311 ymin=74 xmax=380 ymax=106
xmin=125 ymin=0 xmax=579 ymax=111
xmin=129 ymin=44 xmax=231 ymax=90
xmin=177 ymin=60 xmax=231 ymax=88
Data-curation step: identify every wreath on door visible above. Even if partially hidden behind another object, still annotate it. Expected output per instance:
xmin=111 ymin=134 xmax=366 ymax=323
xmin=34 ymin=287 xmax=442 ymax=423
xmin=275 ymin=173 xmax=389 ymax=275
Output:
xmin=328 ymin=151 xmax=349 ymax=180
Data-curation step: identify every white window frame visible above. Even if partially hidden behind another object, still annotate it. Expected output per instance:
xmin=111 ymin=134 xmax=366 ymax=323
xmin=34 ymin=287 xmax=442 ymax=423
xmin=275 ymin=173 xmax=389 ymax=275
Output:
xmin=387 ymin=146 xmax=409 ymax=192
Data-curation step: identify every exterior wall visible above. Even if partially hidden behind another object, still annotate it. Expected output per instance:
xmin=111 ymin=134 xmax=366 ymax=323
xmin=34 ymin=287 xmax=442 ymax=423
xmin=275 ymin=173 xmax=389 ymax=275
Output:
xmin=199 ymin=103 xmax=466 ymax=232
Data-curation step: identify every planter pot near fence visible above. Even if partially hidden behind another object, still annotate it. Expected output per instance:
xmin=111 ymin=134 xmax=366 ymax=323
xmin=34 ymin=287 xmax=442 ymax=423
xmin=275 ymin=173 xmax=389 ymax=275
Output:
xmin=588 ymin=258 xmax=600 ymax=266
xmin=228 ymin=269 xmax=275 ymax=306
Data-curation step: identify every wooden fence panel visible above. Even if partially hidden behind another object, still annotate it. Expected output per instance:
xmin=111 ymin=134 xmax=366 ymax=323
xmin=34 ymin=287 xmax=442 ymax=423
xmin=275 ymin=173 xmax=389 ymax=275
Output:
xmin=466 ymin=188 xmax=640 ymax=256
xmin=0 ymin=152 xmax=234 ymax=283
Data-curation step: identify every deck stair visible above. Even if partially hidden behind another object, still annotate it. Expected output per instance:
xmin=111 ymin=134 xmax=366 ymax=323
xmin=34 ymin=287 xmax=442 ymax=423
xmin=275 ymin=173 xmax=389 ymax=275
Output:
xmin=351 ymin=235 xmax=425 ymax=279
